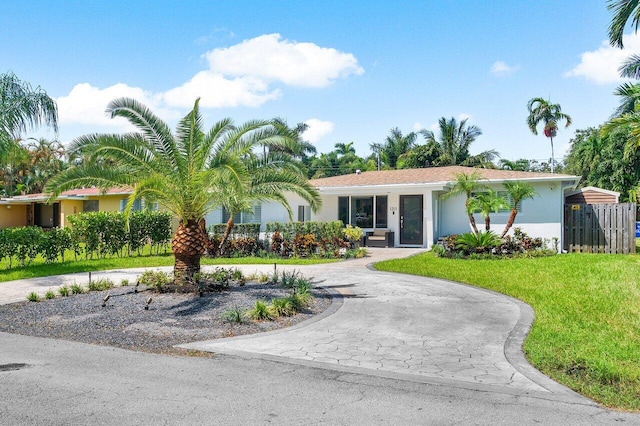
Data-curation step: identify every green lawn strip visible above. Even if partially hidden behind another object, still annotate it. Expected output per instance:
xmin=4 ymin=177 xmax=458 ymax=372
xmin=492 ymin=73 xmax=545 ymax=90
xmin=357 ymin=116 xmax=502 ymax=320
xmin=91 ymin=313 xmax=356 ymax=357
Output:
xmin=374 ymin=253 xmax=640 ymax=411
xmin=0 ymin=253 xmax=337 ymax=283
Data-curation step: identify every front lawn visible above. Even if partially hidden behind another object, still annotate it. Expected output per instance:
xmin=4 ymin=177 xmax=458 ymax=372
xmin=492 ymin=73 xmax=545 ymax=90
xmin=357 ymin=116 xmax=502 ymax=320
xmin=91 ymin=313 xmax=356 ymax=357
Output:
xmin=374 ymin=252 xmax=640 ymax=411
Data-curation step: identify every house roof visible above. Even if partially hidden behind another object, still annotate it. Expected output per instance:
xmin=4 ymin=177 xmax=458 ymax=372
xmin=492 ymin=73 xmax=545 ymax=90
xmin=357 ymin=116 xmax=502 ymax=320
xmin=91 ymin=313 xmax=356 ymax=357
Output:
xmin=309 ymin=166 xmax=578 ymax=189
xmin=2 ymin=187 xmax=133 ymax=204
xmin=564 ymin=186 xmax=620 ymax=198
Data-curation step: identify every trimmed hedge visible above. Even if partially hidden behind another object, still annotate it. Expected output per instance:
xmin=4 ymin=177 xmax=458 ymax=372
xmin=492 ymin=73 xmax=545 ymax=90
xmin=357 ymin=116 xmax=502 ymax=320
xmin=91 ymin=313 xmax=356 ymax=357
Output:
xmin=0 ymin=211 xmax=172 ymax=268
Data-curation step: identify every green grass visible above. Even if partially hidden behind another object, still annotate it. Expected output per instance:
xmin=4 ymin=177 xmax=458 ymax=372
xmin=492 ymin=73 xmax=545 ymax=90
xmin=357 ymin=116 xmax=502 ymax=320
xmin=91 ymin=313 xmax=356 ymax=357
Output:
xmin=374 ymin=252 xmax=640 ymax=411
xmin=0 ymin=251 xmax=337 ymax=283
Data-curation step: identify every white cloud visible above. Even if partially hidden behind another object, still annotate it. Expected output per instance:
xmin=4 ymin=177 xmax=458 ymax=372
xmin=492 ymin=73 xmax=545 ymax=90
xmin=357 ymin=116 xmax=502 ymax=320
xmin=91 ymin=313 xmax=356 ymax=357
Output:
xmin=303 ymin=118 xmax=334 ymax=143
xmin=57 ymin=83 xmax=176 ymax=129
xmin=565 ymin=33 xmax=640 ymax=84
xmin=205 ymin=33 xmax=364 ymax=88
xmin=57 ymin=34 xmax=363 ymax=130
xmin=163 ymin=71 xmax=281 ymax=108
xmin=412 ymin=122 xmax=423 ymax=131
xmin=490 ymin=60 xmax=519 ymax=76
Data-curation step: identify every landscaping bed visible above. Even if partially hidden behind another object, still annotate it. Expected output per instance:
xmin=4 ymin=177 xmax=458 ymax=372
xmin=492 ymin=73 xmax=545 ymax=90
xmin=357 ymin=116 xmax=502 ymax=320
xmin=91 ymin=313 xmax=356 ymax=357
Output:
xmin=0 ymin=281 xmax=331 ymax=356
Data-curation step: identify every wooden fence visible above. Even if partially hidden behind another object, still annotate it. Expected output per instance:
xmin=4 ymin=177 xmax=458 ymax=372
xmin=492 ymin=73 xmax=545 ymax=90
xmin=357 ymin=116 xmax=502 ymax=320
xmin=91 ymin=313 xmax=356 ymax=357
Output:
xmin=564 ymin=203 xmax=636 ymax=254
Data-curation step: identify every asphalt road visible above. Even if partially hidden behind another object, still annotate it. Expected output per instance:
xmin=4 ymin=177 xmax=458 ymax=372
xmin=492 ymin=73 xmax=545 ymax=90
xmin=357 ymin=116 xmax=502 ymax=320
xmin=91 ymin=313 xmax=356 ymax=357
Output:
xmin=1 ymin=332 xmax=638 ymax=425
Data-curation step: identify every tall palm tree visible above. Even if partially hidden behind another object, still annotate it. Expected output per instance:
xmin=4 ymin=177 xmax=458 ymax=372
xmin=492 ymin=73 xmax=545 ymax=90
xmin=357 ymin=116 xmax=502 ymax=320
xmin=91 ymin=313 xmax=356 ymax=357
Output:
xmin=46 ymin=98 xmax=320 ymax=283
xmin=421 ymin=117 xmax=488 ymax=166
xmin=441 ymin=171 xmax=487 ymax=234
xmin=500 ymin=181 xmax=538 ymax=237
xmin=526 ymin=98 xmax=572 ymax=173
xmin=467 ymin=190 xmax=508 ymax=231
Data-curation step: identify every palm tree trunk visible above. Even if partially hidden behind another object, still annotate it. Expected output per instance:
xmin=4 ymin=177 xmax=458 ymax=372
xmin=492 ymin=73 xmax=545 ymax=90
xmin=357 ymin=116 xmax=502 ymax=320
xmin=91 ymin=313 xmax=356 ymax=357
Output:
xmin=216 ymin=216 xmax=234 ymax=257
xmin=550 ymin=136 xmax=555 ymax=173
xmin=485 ymin=216 xmax=490 ymax=231
xmin=171 ymin=219 xmax=207 ymax=285
xmin=500 ymin=209 xmax=518 ymax=238
xmin=467 ymin=213 xmax=479 ymax=234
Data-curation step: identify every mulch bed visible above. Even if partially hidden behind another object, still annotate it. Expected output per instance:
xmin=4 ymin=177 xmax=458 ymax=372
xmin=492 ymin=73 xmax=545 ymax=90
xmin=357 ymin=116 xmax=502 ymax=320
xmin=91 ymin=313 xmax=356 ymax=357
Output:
xmin=0 ymin=282 xmax=331 ymax=356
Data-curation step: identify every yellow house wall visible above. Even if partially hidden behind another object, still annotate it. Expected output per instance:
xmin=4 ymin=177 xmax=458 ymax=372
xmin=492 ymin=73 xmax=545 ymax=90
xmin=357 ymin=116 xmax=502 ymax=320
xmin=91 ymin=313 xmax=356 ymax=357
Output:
xmin=85 ymin=195 xmax=122 ymax=212
xmin=0 ymin=205 xmax=28 ymax=228
xmin=60 ymin=200 xmax=84 ymax=228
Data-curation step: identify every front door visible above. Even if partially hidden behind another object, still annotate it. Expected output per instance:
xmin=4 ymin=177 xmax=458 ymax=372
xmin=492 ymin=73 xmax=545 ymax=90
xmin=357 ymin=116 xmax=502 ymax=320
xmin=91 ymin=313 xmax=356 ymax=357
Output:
xmin=400 ymin=195 xmax=423 ymax=245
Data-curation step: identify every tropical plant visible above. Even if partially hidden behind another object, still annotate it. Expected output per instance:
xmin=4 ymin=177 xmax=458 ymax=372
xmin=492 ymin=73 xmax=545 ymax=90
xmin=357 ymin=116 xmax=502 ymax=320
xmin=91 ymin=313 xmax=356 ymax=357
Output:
xmin=441 ymin=171 xmax=487 ymax=234
xmin=46 ymin=98 xmax=320 ymax=284
xmin=526 ymin=98 xmax=572 ymax=173
xmin=0 ymin=72 xmax=58 ymax=143
xmin=608 ymin=0 xmax=640 ymax=78
xmin=612 ymin=82 xmax=640 ymax=118
xmin=371 ymin=127 xmax=417 ymax=169
xmin=500 ymin=181 xmax=538 ymax=237
xmin=247 ymin=300 xmax=274 ymax=321
xmin=420 ymin=117 xmax=496 ymax=167
xmin=455 ymin=231 xmax=502 ymax=254
xmin=467 ymin=190 xmax=508 ymax=231
xmin=220 ymin=306 xmax=246 ymax=323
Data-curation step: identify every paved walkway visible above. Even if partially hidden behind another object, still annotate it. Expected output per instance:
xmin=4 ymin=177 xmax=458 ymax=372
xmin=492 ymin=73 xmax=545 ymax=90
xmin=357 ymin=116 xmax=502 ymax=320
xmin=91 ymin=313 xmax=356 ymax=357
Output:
xmin=0 ymin=248 xmax=589 ymax=403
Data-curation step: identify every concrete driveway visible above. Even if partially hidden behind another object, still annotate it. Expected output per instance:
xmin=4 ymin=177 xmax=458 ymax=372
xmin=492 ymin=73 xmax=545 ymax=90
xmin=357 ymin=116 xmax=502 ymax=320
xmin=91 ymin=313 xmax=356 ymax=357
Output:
xmin=0 ymin=248 xmax=588 ymax=403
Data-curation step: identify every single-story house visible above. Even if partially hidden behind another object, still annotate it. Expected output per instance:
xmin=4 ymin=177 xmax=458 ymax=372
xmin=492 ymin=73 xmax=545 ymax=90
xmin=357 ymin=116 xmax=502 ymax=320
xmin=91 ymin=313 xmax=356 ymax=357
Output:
xmin=0 ymin=166 xmax=583 ymax=251
xmin=240 ymin=166 xmax=582 ymax=249
xmin=0 ymin=187 xmax=138 ymax=229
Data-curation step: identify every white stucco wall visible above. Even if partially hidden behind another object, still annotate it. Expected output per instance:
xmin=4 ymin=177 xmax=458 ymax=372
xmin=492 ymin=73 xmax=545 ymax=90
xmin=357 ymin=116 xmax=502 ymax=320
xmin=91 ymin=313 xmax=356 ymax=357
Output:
xmin=438 ymin=181 xmax=564 ymax=245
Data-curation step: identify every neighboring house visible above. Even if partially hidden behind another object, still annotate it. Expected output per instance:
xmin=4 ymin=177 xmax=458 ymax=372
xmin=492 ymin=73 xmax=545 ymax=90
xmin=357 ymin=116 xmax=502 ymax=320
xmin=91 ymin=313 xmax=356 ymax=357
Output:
xmin=565 ymin=186 xmax=619 ymax=204
xmin=0 ymin=187 xmax=140 ymax=229
xmin=272 ymin=166 xmax=581 ymax=249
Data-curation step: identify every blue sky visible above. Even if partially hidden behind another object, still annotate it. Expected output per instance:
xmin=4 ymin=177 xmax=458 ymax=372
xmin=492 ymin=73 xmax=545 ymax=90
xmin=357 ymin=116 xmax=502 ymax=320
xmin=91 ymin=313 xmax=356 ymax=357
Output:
xmin=1 ymin=1 xmax=633 ymax=164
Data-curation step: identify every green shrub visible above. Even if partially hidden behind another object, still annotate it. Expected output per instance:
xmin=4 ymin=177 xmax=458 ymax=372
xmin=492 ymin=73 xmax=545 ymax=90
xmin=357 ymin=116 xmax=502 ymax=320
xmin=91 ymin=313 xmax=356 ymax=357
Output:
xmin=220 ymin=306 xmax=246 ymax=323
xmin=44 ymin=290 xmax=56 ymax=300
xmin=455 ymin=231 xmax=502 ymax=254
xmin=247 ymin=300 xmax=274 ymax=321
xmin=120 ymin=279 xmax=130 ymax=287
xmin=70 ymin=283 xmax=84 ymax=294
xmin=58 ymin=285 xmax=70 ymax=297
xmin=269 ymin=298 xmax=294 ymax=317
xmin=88 ymin=277 xmax=114 ymax=292
xmin=27 ymin=292 xmax=39 ymax=302
xmin=343 ymin=224 xmax=364 ymax=243
xmin=137 ymin=269 xmax=172 ymax=292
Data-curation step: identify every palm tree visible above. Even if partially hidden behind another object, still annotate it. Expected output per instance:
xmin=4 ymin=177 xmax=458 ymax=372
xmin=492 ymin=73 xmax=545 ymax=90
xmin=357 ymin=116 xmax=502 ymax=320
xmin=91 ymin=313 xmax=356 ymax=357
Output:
xmin=608 ymin=0 xmax=640 ymax=48
xmin=46 ymin=98 xmax=321 ymax=283
xmin=613 ymin=82 xmax=640 ymax=117
xmin=500 ymin=181 xmax=538 ymax=237
xmin=441 ymin=171 xmax=487 ymax=234
xmin=499 ymin=159 xmax=531 ymax=171
xmin=467 ymin=190 xmax=508 ymax=231
xmin=526 ymin=98 xmax=572 ymax=173
xmin=269 ymin=118 xmax=317 ymax=158
xmin=334 ymin=141 xmax=356 ymax=156
xmin=373 ymin=128 xmax=417 ymax=169
xmin=608 ymin=1 xmax=640 ymax=78
xmin=421 ymin=117 xmax=491 ymax=166
xmin=0 ymin=72 xmax=58 ymax=143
